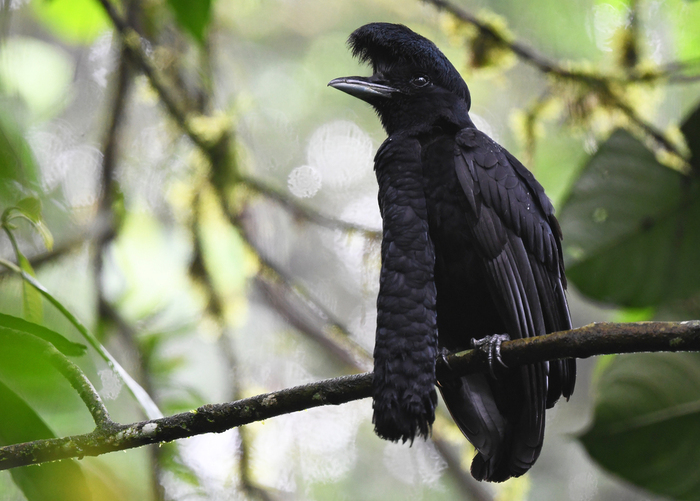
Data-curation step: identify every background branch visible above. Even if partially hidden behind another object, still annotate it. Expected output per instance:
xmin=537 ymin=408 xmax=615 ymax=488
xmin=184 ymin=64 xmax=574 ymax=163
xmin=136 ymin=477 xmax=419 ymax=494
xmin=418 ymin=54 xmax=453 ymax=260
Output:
xmin=423 ymin=0 xmax=692 ymax=162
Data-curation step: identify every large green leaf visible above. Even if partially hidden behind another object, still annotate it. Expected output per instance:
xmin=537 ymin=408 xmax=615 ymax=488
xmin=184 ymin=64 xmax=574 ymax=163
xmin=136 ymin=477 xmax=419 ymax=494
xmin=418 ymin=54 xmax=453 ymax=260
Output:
xmin=559 ymin=129 xmax=700 ymax=308
xmin=0 ymin=313 xmax=86 ymax=356
xmin=0 ymin=380 xmax=92 ymax=501
xmin=580 ymin=353 xmax=700 ymax=500
xmin=166 ymin=0 xmax=212 ymax=43
xmin=0 ymin=318 xmax=91 ymax=426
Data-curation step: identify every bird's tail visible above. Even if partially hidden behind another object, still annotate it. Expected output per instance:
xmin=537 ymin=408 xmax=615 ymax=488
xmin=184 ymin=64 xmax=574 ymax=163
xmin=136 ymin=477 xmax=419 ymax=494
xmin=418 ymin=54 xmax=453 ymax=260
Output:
xmin=439 ymin=368 xmax=545 ymax=482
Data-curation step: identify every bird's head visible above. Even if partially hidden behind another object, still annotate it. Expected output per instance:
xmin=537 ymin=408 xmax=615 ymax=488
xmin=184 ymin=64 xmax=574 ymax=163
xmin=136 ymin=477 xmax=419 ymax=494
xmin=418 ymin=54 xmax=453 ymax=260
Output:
xmin=329 ymin=23 xmax=472 ymax=135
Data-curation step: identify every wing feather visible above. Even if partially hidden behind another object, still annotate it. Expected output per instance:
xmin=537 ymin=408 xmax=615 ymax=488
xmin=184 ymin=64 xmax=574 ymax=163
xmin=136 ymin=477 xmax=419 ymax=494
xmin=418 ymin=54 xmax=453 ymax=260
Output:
xmin=448 ymin=127 xmax=574 ymax=479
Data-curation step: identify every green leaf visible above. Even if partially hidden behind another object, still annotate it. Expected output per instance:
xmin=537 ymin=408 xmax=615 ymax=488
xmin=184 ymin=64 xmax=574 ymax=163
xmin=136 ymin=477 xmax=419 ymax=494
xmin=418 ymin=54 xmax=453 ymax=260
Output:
xmin=31 ymin=0 xmax=109 ymax=45
xmin=681 ymin=100 xmax=700 ymax=173
xmin=13 ymin=197 xmax=54 ymax=250
xmin=18 ymin=252 xmax=43 ymax=324
xmin=0 ymin=313 xmax=86 ymax=356
xmin=0 ymin=109 xmax=41 ymax=202
xmin=580 ymin=352 xmax=700 ymax=500
xmin=166 ymin=0 xmax=212 ymax=43
xmin=0 ymin=381 xmax=92 ymax=501
xmin=14 ymin=270 xmax=163 ymax=420
xmin=559 ymin=129 xmax=700 ymax=308
xmin=15 ymin=197 xmax=42 ymax=222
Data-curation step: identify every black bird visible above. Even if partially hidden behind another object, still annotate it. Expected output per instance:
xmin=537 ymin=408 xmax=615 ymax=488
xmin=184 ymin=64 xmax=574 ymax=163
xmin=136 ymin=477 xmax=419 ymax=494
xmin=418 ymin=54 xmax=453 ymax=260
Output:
xmin=329 ymin=23 xmax=575 ymax=482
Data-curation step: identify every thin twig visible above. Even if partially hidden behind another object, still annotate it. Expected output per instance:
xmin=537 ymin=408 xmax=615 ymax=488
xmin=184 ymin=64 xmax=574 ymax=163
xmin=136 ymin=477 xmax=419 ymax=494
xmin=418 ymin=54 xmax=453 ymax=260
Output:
xmin=242 ymin=175 xmax=381 ymax=238
xmin=254 ymin=276 xmax=372 ymax=371
xmin=190 ymin=191 xmax=276 ymax=499
xmin=232 ymin=206 xmax=372 ymax=370
xmin=96 ymin=0 xmax=215 ymax=152
xmin=422 ymin=0 xmax=690 ymax=160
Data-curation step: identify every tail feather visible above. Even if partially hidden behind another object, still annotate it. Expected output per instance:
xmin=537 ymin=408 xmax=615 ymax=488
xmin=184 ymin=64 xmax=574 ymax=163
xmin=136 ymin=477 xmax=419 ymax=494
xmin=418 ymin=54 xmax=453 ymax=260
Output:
xmin=440 ymin=367 xmax=547 ymax=482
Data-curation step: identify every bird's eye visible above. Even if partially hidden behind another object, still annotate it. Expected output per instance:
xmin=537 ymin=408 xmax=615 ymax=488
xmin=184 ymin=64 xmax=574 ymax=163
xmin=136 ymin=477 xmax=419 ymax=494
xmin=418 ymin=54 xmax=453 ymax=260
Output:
xmin=411 ymin=75 xmax=430 ymax=88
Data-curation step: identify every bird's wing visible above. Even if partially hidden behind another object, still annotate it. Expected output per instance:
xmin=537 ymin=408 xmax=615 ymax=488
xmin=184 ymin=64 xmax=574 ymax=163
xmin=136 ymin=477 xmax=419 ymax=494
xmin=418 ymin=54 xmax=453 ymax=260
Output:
xmin=454 ymin=127 xmax=575 ymax=395
xmin=449 ymin=127 xmax=575 ymax=479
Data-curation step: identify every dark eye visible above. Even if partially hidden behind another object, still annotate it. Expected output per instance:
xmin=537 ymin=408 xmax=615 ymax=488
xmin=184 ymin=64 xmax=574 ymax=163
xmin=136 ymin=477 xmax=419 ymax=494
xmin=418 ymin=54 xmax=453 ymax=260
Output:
xmin=411 ymin=75 xmax=430 ymax=87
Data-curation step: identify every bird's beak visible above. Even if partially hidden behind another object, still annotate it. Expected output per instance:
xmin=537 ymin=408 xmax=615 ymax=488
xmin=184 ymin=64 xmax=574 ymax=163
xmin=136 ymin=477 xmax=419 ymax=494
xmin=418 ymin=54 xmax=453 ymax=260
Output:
xmin=328 ymin=76 xmax=397 ymax=101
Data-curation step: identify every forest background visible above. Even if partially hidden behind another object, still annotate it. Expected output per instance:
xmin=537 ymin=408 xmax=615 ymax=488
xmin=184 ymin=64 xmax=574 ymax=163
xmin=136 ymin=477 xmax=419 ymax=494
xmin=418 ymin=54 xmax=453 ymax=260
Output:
xmin=1 ymin=0 xmax=700 ymax=500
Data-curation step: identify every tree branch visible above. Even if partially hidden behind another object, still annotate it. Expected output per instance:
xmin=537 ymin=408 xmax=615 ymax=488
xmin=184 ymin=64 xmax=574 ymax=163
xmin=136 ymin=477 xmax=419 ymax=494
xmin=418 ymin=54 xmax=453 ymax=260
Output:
xmin=97 ymin=0 xmax=371 ymax=244
xmin=228 ymin=202 xmax=373 ymax=370
xmin=437 ymin=320 xmax=700 ymax=380
xmin=241 ymin=175 xmax=381 ymax=238
xmin=1 ymin=320 xmax=699 ymax=470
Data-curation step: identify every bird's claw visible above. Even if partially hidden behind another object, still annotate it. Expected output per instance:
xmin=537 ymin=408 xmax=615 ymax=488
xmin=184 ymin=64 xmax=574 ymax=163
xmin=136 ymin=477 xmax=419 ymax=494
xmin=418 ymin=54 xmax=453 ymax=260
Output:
xmin=436 ymin=348 xmax=453 ymax=388
xmin=471 ymin=334 xmax=510 ymax=379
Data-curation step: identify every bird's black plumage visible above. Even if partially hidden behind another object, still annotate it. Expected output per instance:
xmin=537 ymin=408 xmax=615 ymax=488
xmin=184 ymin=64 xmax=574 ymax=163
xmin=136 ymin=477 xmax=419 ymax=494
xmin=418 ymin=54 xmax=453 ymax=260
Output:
xmin=329 ymin=23 xmax=575 ymax=482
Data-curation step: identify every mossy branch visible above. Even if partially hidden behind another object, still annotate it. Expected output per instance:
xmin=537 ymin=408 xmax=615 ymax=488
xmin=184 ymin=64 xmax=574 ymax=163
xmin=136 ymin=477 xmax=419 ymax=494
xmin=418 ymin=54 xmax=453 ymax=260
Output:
xmin=1 ymin=321 xmax=699 ymax=470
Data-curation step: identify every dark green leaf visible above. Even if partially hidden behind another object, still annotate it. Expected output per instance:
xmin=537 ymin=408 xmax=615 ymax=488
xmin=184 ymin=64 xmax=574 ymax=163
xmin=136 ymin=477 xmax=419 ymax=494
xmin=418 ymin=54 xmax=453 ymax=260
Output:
xmin=0 ymin=312 xmax=86 ymax=356
xmin=166 ymin=0 xmax=212 ymax=43
xmin=0 ymin=381 xmax=92 ymax=501
xmin=559 ymin=129 xmax=700 ymax=307
xmin=681 ymin=100 xmax=700 ymax=173
xmin=580 ymin=353 xmax=700 ymax=500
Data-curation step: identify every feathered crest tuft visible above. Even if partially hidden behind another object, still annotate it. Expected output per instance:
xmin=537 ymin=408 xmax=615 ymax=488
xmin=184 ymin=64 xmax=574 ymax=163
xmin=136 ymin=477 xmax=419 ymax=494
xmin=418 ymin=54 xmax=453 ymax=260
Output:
xmin=348 ymin=23 xmax=471 ymax=109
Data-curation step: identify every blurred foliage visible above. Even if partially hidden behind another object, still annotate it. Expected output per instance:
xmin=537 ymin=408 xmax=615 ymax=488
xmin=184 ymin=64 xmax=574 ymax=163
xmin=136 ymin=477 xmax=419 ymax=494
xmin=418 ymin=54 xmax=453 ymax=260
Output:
xmin=581 ymin=353 xmax=700 ymax=501
xmin=31 ymin=0 xmax=110 ymax=45
xmin=559 ymin=84 xmax=700 ymax=500
xmin=0 ymin=381 xmax=93 ymax=501
xmin=165 ymin=0 xmax=212 ymax=44
xmin=559 ymin=128 xmax=700 ymax=308
xmin=0 ymin=0 xmax=699 ymax=500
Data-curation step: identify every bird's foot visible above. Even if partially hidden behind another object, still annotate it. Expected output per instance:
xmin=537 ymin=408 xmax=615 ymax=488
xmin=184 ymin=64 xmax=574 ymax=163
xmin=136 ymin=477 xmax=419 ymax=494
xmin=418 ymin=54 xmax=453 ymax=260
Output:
xmin=471 ymin=334 xmax=510 ymax=379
